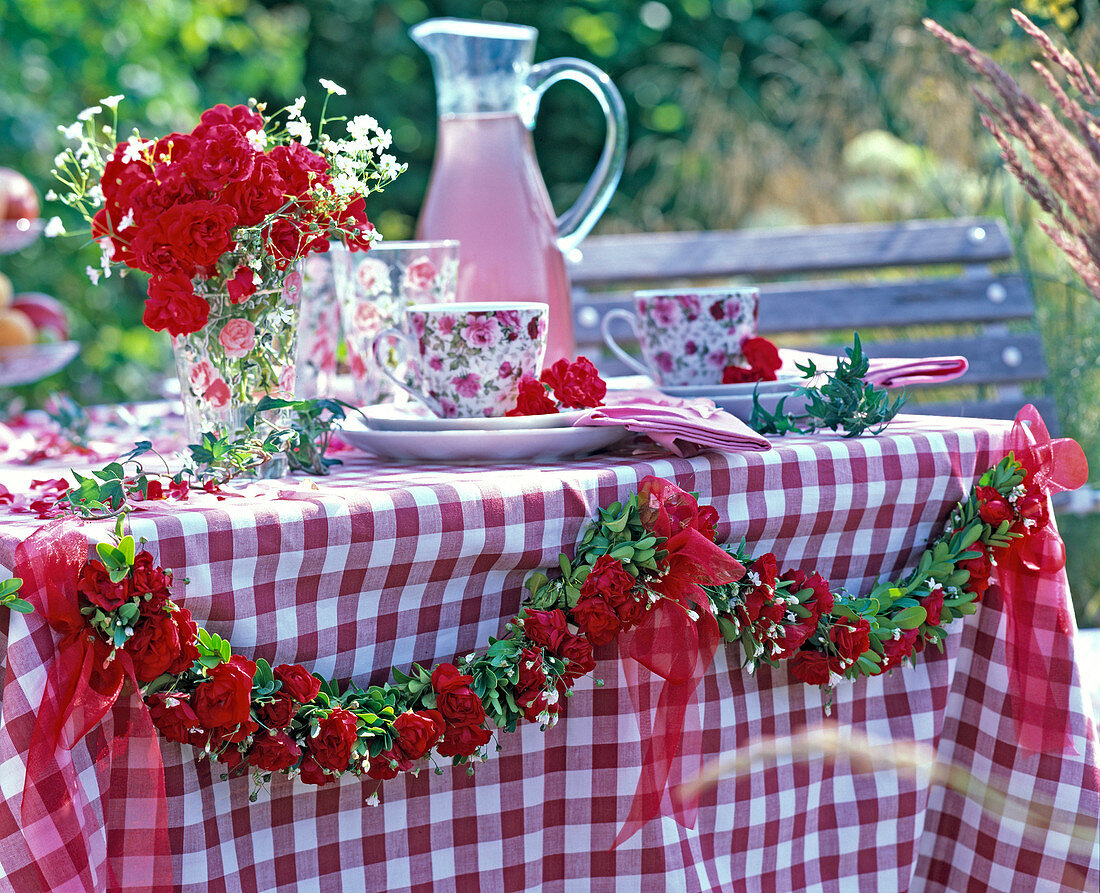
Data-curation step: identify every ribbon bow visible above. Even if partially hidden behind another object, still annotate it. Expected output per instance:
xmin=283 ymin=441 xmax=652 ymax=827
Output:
xmin=13 ymin=520 xmax=171 ymax=891
xmin=996 ymin=406 xmax=1088 ymax=753
xmin=613 ymin=478 xmax=745 ymax=846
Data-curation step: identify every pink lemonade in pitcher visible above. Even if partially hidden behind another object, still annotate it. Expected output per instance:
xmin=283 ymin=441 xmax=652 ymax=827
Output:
xmin=417 ymin=112 xmax=573 ymax=362
xmin=411 ymin=18 xmax=627 ymax=367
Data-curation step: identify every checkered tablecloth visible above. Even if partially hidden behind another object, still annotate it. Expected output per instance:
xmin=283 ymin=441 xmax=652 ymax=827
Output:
xmin=0 ymin=413 xmax=1096 ymax=891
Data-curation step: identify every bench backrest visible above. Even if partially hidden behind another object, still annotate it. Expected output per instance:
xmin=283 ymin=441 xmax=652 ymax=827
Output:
xmin=567 ymin=217 xmax=1054 ymax=425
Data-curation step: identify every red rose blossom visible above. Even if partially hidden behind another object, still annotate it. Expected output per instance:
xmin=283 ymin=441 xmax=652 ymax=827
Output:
xmin=268 ymin=142 xmax=330 ymax=197
xmin=125 ymin=612 xmax=181 ymax=683
xmin=227 ymin=265 xmax=258 ymax=304
xmin=393 ymin=710 xmax=446 ymax=762
xmin=167 ymin=608 xmax=200 ymax=675
xmin=829 ymin=617 xmax=871 ymax=663
xmin=308 ymin=707 xmax=359 ymax=773
xmin=780 ymin=568 xmax=835 ymax=621
xmin=298 ymin=752 xmax=337 ymax=786
xmin=976 ymin=486 xmax=1014 ymax=525
xmin=742 ymin=337 xmax=782 ymax=377
xmin=521 ymin=608 xmax=571 ymax=654
xmin=921 ymin=586 xmax=945 ymax=627
xmin=435 ymin=722 xmax=493 ymax=758
xmin=274 ymin=663 xmax=321 ymax=704
xmin=877 ymin=628 xmax=922 ymax=674
xmin=366 ymin=752 xmax=401 ymax=780
xmin=192 ymin=104 xmax=263 ymax=139
xmin=721 ymin=364 xmax=758 ymax=384
xmin=433 ymin=675 xmax=486 ymax=728
xmin=257 ymin=691 xmax=296 ymax=730
xmin=222 ymin=154 xmax=285 ymax=228
xmin=143 ymin=274 xmax=211 ymax=336
xmin=505 ymin=375 xmax=558 ymax=416
xmin=247 ymin=730 xmax=301 ymax=773
xmin=572 ymin=593 xmax=622 ymax=646
xmin=958 ymin=542 xmax=993 ymax=600
xmin=161 ymin=199 xmax=238 ymax=269
xmin=788 ymin=650 xmax=832 ymax=686
xmin=192 ymin=655 xmax=257 ymax=730
xmin=557 ymin=633 xmax=596 ymax=684
xmin=148 ymin=693 xmax=199 ymax=744
xmin=539 ymin=357 xmax=606 ymax=409
xmin=76 ymin=558 xmax=130 ymax=611
xmin=185 ymin=123 xmax=255 ymax=190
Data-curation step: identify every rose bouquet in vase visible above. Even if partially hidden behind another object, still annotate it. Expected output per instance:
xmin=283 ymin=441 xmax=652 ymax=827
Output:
xmin=49 ymin=85 xmax=403 ymax=473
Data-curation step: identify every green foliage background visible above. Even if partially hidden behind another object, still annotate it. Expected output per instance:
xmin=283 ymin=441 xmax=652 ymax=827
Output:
xmin=1 ymin=0 xmax=1098 ymax=622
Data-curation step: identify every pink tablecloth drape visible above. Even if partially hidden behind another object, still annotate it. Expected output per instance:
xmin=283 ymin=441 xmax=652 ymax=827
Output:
xmin=0 ymin=413 xmax=1096 ymax=891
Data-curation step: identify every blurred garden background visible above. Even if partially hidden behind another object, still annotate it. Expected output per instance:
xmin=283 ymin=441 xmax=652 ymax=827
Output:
xmin=1 ymin=0 xmax=1098 ymax=624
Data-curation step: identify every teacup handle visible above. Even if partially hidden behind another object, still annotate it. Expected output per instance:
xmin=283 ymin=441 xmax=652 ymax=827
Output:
xmin=371 ymin=327 xmax=441 ymax=416
xmin=600 ymin=308 xmax=650 ymax=377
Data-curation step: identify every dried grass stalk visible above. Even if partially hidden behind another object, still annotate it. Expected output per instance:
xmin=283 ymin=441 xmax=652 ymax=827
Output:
xmin=925 ymin=10 xmax=1100 ymax=301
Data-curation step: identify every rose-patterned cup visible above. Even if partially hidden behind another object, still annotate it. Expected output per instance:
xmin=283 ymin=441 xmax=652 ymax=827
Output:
xmin=600 ymin=287 xmax=759 ymax=386
xmin=372 ymin=302 xmax=549 ymax=418
xmin=332 ymin=240 xmax=460 ymax=405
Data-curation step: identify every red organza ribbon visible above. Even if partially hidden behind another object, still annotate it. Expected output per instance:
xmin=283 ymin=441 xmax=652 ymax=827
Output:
xmin=14 ymin=521 xmax=172 ymax=891
xmin=613 ymin=519 xmax=744 ymax=847
xmin=997 ymin=405 xmax=1088 ymax=753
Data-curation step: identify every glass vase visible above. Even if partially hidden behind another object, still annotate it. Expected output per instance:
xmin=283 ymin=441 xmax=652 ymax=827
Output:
xmin=172 ymin=263 xmax=300 ymax=477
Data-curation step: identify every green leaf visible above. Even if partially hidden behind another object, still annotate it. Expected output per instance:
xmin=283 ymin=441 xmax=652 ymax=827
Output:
xmin=892 ymin=606 xmax=928 ymax=629
xmin=6 ymin=598 xmax=34 ymax=614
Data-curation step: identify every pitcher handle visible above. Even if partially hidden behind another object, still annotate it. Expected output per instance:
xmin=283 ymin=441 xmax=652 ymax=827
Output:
xmin=524 ymin=58 xmax=627 ymax=255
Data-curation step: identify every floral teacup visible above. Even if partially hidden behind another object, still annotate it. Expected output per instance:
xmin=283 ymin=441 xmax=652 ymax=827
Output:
xmin=600 ymin=287 xmax=759 ymax=386
xmin=373 ymin=302 xmax=548 ymax=418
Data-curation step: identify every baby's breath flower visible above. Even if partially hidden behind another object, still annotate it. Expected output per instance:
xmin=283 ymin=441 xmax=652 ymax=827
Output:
xmin=99 ymin=94 xmax=124 ymax=109
xmin=245 ymin=129 xmax=267 ymax=152
xmin=76 ymin=105 xmax=102 ymax=122
xmin=319 ymin=78 xmax=347 ymax=96
xmin=286 ymin=119 xmax=312 ymax=145
xmin=287 ymin=97 xmax=306 ymax=118
xmin=44 ymin=217 xmax=66 ymax=237
xmin=85 ymin=265 xmax=101 ymax=285
xmin=58 ymin=121 xmax=83 ymax=141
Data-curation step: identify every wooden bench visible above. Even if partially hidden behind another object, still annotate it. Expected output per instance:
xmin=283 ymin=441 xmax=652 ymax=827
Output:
xmin=567 ymin=217 xmax=1057 ymax=427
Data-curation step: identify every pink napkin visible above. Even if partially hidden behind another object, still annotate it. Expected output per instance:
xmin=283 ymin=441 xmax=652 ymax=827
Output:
xmin=780 ymin=348 xmax=968 ymax=389
xmin=574 ymin=397 xmax=771 ymax=456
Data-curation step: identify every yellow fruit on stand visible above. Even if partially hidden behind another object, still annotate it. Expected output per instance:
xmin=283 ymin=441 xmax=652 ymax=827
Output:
xmin=0 ymin=308 xmax=35 ymax=346
xmin=0 ymin=272 xmax=12 ymax=308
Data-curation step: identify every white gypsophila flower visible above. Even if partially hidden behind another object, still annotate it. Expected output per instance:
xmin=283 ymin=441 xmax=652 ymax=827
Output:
xmin=319 ymin=78 xmax=347 ymax=96
xmin=288 ymin=96 xmax=306 ymax=118
xmin=346 ymin=114 xmax=379 ymax=140
xmin=44 ymin=190 xmax=58 ymax=202
xmin=99 ymin=94 xmax=124 ymax=109
xmin=118 ymin=209 xmax=134 ymax=230
xmin=828 ymin=673 xmax=844 ymax=687
xmin=286 ymin=118 xmax=312 ymax=145
xmin=77 ymin=105 xmax=102 ymax=122
xmin=100 ymin=238 xmax=115 ymax=261
xmin=365 ymin=793 xmax=379 ymax=807
xmin=53 ymin=152 xmax=68 ymax=168
xmin=43 ymin=217 xmax=66 ymax=238
xmin=245 ymin=128 xmax=267 ymax=151
xmin=122 ymin=136 xmax=151 ymax=164
xmin=87 ymin=184 xmax=104 ymax=205
xmin=86 ymin=265 xmax=101 ymax=285
xmin=58 ymin=121 xmax=84 ymax=141
xmin=378 ymin=154 xmax=404 ymax=179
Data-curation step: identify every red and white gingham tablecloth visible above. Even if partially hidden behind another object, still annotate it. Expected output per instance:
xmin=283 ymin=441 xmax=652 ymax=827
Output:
xmin=0 ymin=414 xmax=1096 ymax=891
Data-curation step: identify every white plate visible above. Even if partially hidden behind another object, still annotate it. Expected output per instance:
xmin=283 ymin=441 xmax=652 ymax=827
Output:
xmin=339 ymin=419 xmax=629 ymax=463
xmin=0 ymin=341 xmax=79 ymax=386
xmin=353 ymin=403 xmax=586 ymax=432
xmin=657 ymin=372 xmax=806 ymax=399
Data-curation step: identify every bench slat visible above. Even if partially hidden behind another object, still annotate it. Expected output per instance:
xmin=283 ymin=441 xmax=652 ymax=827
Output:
xmin=569 ymin=218 xmax=1014 ymax=284
xmin=903 ymin=396 xmax=1060 ymax=432
xmin=573 ymin=273 xmax=1033 ymax=336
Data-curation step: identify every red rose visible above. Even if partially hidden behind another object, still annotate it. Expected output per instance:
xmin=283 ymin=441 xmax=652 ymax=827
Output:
xmin=193 ymin=655 xmax=257 ymax=730
xmin=742 ymin=337 xmax=782 ymax=378
xmin=336 ymin=196 xmax=376 ymax=251
xmin=274 ymin=664 xmax=321 ymax=704
xmin=557 ymin=632 xmax=596 ymax=684
xmin=101 ymin=142 xmax=154 ymax=208
xmin=505 ymin=375 xmax=558 ymax=417
xmin=958 ymin=542 xmax=993 ymax=600
xmin=125 ymin=612 xmax=181 ymax=683
xmin=788 ymin=650 xmax=832 ymax=686
xmin=265 ymin=217 xmax=311 ymax=267
xmin=637 ymin=476 xmax=720 ymax=542
xmin=393 ymin=709 xmax=446 ymax=762
xmin=185 ymin=123 xmax=255 ymax=189
xmin=829 ymin=617 xmax=871 ymax=663
xmin=435 ymin=722 xmax=493 ymax=758
xmin=131 ymin=552 xmax=172 ymax=614
xmin=247 ymin=730 xmax=300 ymax=773
xmin=143 ymin=274 xmax=210 ymax=336
xmin=215 ymin=743 xmax=247 ymax=772
xmin=147 ymin=692 xmax=199 ymax=744
xmin=539 ymin=357 xmax=606 ymax=409
xmin=580 ymin=555 xmax=635 ymax=607
xmin=258 ymin=691 xmax=296 ymax=730
xmin=976 ymin=486 xmax=1014 ymax=525
xmin=921 ymin=585 xmax=945 ymax=627
xmin=227 ymin=265 xmax=258 ymax=304
xmin=366 ymin=752 xmax=401 ymax=780
xmin=128 ymin=166 xmax=204 ymax=231
xmin=877 ymin=628 xmax=922 ymax=674
xmin=308 ymin=707 xmax=359 ymax=772
xmin=222 ymin=154 xmax=285 ymax=228
xmin=166 ymin=607 xmax=200 ymax=675
xmin=131 ymin=214 xmax=197 ymax=278
xmin=161 ymin=200 xmax=238 ymax=269
xmin=781 ymin=568 xmax=834 ymax=621
xmin=91 ymin=205 xmax=138 ymax=267
xmin=298 ymin=752 xmax=337 ymax=786
xmin=1015 ymin=489 xmax=1049 ymax=532
xmin=76 ymin=558 xmax=130 ymax=611
xmin=522 ymin=608 xmax=570 ymax=653
xmin=192 ymin=104 xmax=264 ymax=139
xmin=721 ymin=364 xmax=758 ymax=384
xmin=571 ymin=593 xmax=622 ymax=646
xmin=435 ymin=681 xmax=486 ymax=728
xmin=268 ymin=142 xmax=330 ymax=198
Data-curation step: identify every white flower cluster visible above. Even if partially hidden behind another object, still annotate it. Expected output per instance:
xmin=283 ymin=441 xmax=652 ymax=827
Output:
xmin=324 ymin=113 xmax=406 ymax=199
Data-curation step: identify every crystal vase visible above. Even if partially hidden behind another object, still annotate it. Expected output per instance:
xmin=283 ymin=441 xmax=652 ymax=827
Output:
xmin=172 ymin=263 xmax=300 ymax=477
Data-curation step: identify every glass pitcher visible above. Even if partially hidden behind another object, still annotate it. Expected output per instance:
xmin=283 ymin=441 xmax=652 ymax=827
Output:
xmin=410 ymin=18 xmax=627 ymax=363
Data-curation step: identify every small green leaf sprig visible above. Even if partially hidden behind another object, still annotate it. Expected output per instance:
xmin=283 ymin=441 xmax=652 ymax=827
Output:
xmin=750 ymin=334 xmax=906 ymax=437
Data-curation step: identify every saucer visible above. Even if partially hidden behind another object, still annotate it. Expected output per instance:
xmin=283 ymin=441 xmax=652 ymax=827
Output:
xmin=353 ymin=404 xmax=585 ymax=432
xmin=657 ymin=372 xmax=806 ymax=399
xmin=0 ymin=342 xmax=79 ymax=386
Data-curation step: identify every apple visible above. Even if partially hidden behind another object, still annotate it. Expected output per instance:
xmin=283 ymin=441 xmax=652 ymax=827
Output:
xmin=11 ymin=292 xmax=68 ymax=341
xmin=0 ymin=308 xmax=35 ymax=347
xmin=0 ymin=168 xmax=39 ymax=222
